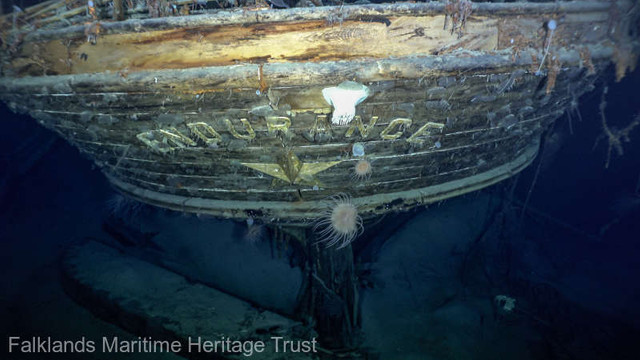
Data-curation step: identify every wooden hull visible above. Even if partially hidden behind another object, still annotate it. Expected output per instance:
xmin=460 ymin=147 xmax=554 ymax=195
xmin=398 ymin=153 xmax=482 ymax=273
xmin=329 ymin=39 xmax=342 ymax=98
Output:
xmin=1 ymin=1 xmax=638 ymax=223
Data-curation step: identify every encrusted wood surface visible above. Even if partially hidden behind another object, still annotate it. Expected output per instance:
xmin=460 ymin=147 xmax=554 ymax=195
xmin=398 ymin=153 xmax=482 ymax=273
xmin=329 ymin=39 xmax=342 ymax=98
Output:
xmin=1 ymin=1 xmax=628 ymax=77
xmin=1 ymin=1 xmax=637 ymax=222
xmin=8 ymin=15 xmax=499 ymax=76
xmin=0 ymin=53 xmax=599 ymax=221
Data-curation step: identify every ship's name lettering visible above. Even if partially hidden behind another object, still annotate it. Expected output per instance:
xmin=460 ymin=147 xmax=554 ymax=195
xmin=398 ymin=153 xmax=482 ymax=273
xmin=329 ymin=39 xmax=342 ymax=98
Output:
xmin=136 ymin=114 xmax=444 ymax=153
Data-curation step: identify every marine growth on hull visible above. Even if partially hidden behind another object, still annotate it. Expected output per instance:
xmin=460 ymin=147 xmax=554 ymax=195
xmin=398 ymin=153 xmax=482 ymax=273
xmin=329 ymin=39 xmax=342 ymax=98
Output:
xmin=0 ymin=0 xmax=638 ymax=357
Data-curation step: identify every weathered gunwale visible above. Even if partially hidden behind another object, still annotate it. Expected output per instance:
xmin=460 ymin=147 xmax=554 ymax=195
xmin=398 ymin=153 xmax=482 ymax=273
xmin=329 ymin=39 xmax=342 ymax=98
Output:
xmin=0 ymin=45 xmax=614 ymax=92
xmin=5 ymin=1 xmax=615 ymax=41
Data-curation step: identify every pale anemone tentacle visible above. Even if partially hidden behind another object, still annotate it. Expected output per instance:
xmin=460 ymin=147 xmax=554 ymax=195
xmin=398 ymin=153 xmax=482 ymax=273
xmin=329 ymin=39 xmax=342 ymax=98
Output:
xmin=313 ymin=193 xmax=364 ymax=249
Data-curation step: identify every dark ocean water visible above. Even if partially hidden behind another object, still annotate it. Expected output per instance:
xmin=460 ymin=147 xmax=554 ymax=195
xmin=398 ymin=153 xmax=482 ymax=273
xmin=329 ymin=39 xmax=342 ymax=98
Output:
xmin=0 ymin=65 xmax=639 ymax=359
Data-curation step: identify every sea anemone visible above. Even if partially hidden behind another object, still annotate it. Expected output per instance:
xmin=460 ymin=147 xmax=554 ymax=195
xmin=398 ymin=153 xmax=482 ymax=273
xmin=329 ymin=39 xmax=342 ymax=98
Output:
xmin=314 ymin=194 xmax=363 ymax=249
xmin=352 ymin=158 xmax=372 ymax=181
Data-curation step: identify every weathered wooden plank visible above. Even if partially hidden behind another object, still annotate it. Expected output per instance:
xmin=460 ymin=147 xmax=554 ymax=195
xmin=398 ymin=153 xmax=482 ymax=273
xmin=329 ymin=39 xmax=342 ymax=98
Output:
xmin=20 ymin=65 xmax=561 ymax=135
xmin=10 ymin=14 xmax=499 ymax=76
xmin=84 ymin=133 xmax=535 ymax=203
xmin=104 ymin=140 xmax=538 ymax=220
xmin=15 ymin=2 xmax=615 ymax=41
xmin=12 ymin=70 xmax=540 ymax=117
xmin=0 ymin=45 xmax=613 ymax=95
xmin=45 ymin=105 xmax=545 ymax=165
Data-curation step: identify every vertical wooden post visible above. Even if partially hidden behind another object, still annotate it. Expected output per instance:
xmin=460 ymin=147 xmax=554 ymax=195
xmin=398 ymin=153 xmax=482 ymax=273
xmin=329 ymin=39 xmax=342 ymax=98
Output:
xmin=310 ymin=241 xmax=358 ymax=350
xmin=292 ymin=226 xmax=359 ymax=351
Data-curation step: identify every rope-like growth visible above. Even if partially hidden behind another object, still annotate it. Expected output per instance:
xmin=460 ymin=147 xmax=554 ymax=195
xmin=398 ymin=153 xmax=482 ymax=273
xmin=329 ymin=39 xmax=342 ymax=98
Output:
xmin=593 ymin=87 xmax=640 ymax=168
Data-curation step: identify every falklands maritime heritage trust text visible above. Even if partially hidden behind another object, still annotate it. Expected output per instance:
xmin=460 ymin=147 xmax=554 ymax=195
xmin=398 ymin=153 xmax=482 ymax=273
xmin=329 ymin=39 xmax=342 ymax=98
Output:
xmin=8 ymin=336 xmax=318 ymax=357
